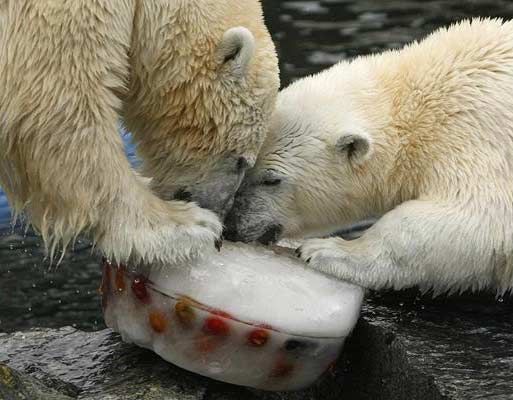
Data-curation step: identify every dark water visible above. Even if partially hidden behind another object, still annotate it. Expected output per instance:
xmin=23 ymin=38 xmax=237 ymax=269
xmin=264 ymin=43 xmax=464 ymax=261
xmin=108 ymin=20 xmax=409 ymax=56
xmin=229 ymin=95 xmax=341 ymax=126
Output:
xmin=1 ymin=0 xmax=513 ymax=336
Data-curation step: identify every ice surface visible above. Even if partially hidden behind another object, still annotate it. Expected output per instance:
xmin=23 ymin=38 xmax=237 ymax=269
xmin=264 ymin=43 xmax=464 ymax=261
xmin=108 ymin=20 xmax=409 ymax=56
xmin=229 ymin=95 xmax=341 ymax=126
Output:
xmin=101 ymin=242 xmax=364 ymax=391
xmin=147 ymin=242 xmax=364 ymax=338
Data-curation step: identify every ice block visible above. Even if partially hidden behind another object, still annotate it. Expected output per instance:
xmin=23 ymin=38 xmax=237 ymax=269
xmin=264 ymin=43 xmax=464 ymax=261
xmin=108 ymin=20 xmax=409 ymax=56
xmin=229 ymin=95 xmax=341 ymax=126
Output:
xmin=101 ymin=242 xmax=364 ymax=391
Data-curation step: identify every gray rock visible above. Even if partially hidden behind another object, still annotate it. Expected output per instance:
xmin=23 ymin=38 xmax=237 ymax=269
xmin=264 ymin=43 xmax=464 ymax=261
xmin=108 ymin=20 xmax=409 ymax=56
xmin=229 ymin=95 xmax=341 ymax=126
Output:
xmin=1 ymin=293 xmax=512 ymax=400
xmin=0 ymin=327 xmax=209 ymax=400
xmin=0 ymin=327 xmax=348 ymax=400
xmin=0 ymin=362 xmax=73 ymax=400
xmin=342 ymin=292 xmax=513 ymax=400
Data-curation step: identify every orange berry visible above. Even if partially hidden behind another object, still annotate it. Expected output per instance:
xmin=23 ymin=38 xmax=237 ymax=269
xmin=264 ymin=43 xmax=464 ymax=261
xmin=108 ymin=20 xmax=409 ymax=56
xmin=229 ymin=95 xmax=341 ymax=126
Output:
xmin=175 ymin=300 xmax=196 ymax=328
xmin=148 ymin=311 xmax=167 ymax=333
xmin=247 ymin=328 xmax=269 ymax=347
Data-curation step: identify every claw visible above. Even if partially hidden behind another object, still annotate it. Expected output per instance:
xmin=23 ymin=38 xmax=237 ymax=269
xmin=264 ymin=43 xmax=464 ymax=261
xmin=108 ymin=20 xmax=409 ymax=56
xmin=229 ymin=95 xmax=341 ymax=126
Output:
xmin=215 ymin=238 xmax=223 ymax=252
xmin=295 ymin=247 xmax=302 ymax=258
xmin=306 ymin=257 xmax=311 ymax=264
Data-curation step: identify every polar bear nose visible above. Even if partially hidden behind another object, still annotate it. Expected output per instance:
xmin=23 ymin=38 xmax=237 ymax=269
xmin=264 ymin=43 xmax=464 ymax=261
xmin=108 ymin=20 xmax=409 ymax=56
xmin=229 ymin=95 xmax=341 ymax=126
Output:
xmin=223 ymin=211 xmax=246 ymax=242
xmin=257 ymin=224 xmax=283 ymax=245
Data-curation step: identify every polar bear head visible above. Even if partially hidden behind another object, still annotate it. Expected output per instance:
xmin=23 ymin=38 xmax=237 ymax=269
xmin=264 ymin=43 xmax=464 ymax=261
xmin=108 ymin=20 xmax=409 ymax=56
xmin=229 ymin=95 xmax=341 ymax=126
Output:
xmin=224 ymin=60 xmax=394 ymax=243
xmin=127 ymin=0 xmax=280 ymax=219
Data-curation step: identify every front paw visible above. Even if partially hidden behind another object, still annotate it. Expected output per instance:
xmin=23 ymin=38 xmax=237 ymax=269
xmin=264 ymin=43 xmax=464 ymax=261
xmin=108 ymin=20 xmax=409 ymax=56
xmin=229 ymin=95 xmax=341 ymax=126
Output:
xmin=166 ymin=204 xmax=223 ymax=260
xmin=297 ymin=238 xmax=347 ymax=264
xmin=296 ymin=238 xmax=360 ymax=281
xmin=100 ymin=201 xmax=223 ymax=266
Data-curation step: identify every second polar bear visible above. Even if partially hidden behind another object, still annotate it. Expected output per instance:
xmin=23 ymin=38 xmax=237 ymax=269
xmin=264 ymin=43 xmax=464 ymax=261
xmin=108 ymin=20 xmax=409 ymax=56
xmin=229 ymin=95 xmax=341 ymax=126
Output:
xmin=226 ymin=19 xmax=513 ymax=294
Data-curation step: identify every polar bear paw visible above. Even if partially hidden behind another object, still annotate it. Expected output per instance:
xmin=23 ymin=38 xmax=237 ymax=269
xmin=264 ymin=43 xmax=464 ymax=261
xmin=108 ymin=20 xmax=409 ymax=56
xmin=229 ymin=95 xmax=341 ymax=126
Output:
xmin=100 ymin=200 xmax=223 ymax=267
xmin=296 ymin=237 xmax=369 ymax=285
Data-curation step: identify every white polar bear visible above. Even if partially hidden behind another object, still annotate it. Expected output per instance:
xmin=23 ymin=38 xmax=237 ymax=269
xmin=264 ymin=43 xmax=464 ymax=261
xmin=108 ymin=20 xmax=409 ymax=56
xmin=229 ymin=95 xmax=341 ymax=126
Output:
xmin=225 ymin=18 xmax=513 ymax=295
xmin=0 ymin=1 xmax=279 ymax=265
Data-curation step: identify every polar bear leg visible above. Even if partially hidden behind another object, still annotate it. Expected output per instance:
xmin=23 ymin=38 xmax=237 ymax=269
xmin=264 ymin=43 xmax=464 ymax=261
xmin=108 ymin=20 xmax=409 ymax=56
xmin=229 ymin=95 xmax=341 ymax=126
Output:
xmin=0 ymin=2 xmax=221 ymax=265
xmin=298 ymin=199 xmax=501 ymax=293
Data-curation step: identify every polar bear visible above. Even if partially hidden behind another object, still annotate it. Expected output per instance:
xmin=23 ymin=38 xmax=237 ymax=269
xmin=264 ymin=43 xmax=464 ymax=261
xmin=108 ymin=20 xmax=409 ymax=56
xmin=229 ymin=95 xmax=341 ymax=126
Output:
xmin=0 ymin=1 xmax=279 ymax=265
xmin=225 ymin=19 xmax=513 ymax=295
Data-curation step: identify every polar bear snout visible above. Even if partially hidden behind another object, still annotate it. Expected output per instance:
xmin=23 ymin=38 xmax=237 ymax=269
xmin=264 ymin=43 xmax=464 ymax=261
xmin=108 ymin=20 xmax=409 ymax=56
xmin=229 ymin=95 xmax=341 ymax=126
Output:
xmin=223 ymin=217 xmax=282 ymax=244
xmin=223 ymin=190 xmax=284 ymax=244
xmin=154 ymin=154 xmax=252 ymax=220
xmin=256 ymin=224 xmax=283 ymax=245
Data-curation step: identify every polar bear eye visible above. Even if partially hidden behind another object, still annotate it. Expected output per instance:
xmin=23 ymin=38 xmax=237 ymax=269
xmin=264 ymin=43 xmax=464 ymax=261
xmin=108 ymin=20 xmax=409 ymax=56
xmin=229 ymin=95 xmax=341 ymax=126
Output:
xmin=262 ymin=178 xmax=282 ymax=186
xmin=236 ymin=156 xmax=250 ymax=172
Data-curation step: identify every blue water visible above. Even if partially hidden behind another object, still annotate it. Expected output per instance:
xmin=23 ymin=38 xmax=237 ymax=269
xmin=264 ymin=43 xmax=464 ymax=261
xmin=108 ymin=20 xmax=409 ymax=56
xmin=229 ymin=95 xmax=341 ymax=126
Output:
xmin=0 ymin=192 xmax=9 ymax=228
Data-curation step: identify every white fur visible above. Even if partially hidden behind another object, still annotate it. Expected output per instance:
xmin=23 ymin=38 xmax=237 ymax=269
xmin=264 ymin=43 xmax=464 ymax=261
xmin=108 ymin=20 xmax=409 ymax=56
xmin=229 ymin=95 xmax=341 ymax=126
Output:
xmin=228 ymin=18 xmax=513 ymax=294
xmin=0 ymin=0 xmax=279 ymax=266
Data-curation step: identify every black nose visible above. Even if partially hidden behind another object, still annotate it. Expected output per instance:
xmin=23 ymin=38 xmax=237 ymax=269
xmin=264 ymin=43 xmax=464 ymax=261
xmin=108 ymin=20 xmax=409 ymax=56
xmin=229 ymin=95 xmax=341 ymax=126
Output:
xmin=257 ymin=224 xmax=283 ymax=245
xmin=222 ymin=210 xmax=241 ymax=242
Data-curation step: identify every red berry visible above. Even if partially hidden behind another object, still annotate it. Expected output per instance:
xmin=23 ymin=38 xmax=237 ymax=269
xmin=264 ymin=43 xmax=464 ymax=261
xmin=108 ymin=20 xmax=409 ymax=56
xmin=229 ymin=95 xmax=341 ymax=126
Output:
xmin=203 ymin=316 xmax=230 ymax=336
xmin=131 ymin=275 xmax=150 ymax=304
xmin=247 ymin=328 xmax=269 ymax=347
xmin=270 ymin=359 xmax=294 ymax=378
xmin=149 ymin=311 xmax=167 ymax=333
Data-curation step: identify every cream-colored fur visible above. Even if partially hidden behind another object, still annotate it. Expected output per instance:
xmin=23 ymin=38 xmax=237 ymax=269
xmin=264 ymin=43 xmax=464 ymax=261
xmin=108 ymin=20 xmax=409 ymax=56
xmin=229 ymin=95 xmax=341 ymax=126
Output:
xmin=0 ymin=0 xmax=279 ymax=265
xmin=227 ymin=19 xmax=513 ymax=294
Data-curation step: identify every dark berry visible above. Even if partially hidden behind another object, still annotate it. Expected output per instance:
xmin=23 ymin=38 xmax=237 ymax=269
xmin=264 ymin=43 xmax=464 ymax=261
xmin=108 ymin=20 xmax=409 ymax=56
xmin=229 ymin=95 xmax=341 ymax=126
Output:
xmin=284 ymin=339 xmax=316 ymax=353
xmin=132 ymin=275 xmax=150 ymax=304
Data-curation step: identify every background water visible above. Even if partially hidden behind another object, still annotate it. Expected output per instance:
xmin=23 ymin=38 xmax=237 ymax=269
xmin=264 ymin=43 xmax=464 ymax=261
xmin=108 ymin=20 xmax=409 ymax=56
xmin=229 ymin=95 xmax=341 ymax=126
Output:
xmin=2 ymin=0 xmax=513 ymax=333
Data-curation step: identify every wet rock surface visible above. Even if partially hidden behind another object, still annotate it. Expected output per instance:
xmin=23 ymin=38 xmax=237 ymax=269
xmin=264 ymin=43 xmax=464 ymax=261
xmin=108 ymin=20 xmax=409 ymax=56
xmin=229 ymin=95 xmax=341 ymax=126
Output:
xmin=2 ymin=292 xmax=512 ymax=400
xmin=0 ymin=362 xmax=73 ymax=400
xmin=347 ymin=291 xmax=513 ymax=400
xmin=0 ymin=327 xmax=350 ymax=400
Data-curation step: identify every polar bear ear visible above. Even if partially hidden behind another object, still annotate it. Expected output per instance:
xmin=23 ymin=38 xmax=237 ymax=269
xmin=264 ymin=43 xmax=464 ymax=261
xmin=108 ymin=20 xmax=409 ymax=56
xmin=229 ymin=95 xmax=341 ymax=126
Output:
xmin=335 ymin=131 xmax=373 ymax=164
xmin=217 ymin=27 xmax=255 ymax=77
